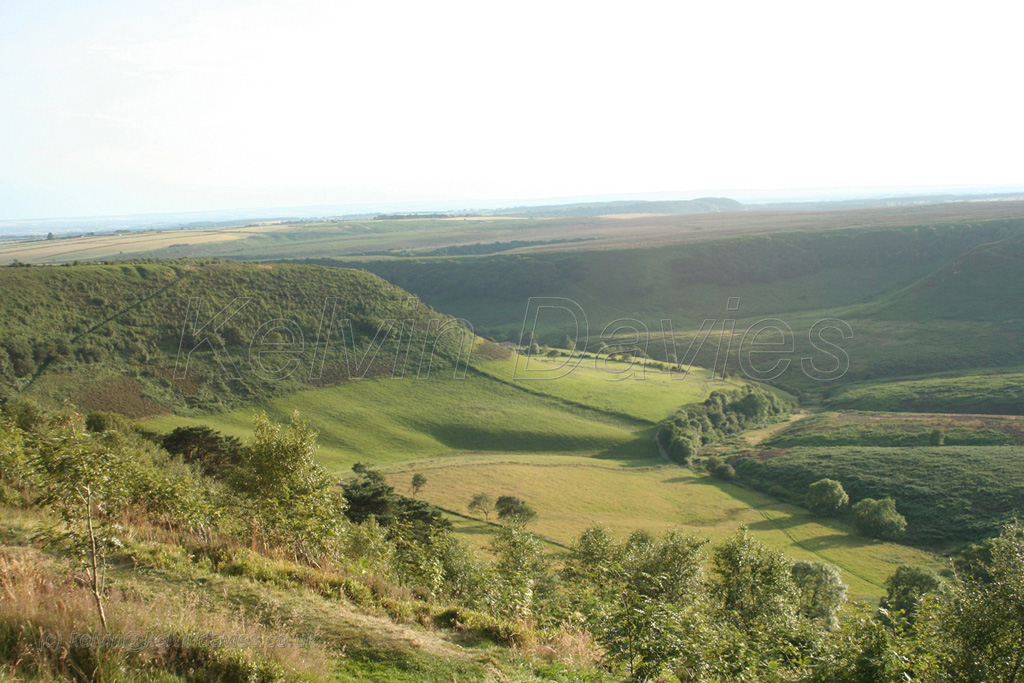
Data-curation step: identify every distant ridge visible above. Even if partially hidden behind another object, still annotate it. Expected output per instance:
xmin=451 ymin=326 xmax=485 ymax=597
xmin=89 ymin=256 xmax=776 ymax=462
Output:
xmin=494 ymin=197 xmax=744 ymax=217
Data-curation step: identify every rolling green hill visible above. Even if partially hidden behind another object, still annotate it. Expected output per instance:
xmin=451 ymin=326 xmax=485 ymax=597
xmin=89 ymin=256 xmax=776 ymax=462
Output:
xmin=824 ymin=370 xmax=1024 ymax=414
xmin=0 ymin=261 xmax=468 ymax=415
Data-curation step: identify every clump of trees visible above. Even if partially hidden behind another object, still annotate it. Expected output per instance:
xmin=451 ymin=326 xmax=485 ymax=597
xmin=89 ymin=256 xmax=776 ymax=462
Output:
xmin=656 ymin=386 xmax=789 ymax=465
xmin=802 ymin=478 xmax=905 ymax=541
xmin=704 ymin=455 xmax=736 ymax=481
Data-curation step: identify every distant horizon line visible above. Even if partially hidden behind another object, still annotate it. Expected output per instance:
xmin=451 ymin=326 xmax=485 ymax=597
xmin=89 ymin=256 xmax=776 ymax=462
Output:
xmin=3 ymin=183 xmax=1024 ymax=235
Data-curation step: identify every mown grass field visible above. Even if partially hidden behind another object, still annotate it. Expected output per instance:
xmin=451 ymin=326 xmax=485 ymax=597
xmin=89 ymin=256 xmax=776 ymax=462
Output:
xmin=383 ymin=459 xmax=940 ymax=601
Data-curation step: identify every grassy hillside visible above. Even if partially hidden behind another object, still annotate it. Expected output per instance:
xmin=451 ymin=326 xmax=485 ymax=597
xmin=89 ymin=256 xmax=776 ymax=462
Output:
xmin=312 ymin=220 xmax=1024 ymax=332
xmin=473 ymin=356 xmax=719 ymax=423
xmin=143 ymin=371 xmax=656 ymax=471
xmin=763 ymin=411 xmax=1024 ymax=447
xmin=298 ymin=219 xmax=1024 ymax=397
xmin=0 ymin=261 xmax=468 ymax=415
xmin=824 ymin=371 xmax=1024 ymax=414
xmin=732 ymin=445 xmax=1024 ymax=546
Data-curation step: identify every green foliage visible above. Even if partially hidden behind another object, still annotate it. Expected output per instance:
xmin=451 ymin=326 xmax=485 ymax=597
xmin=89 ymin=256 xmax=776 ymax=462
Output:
xmin=704 ymin=455 xmax=736 ymax=481
xmin=881 ymin=564 xmax=943 ymax=626
xmin=806 ymin=478 xmax=849 ymax=516
xmin=495 ymin=495 xmax=537 ymax=524
xmin=599 ymin=592 xmax=690 ymax=682
xmin=410 ymin=473 xmax=427 ymax=496
xmin=489 ymin=523 xmax=545 ymax=618
xmin=851 ymin=498 xmax=907 ymax=540
xmin=231 ymin=411 xmax=348 ymax=562
xmin=0 ymin=415 xmax=28 ymax=491
xmin=467 ymin=492 xmax=495 ymax=521
xmin=0 ymin=261 xmax=467 ymax=415
xmin=711 ymin=526 xmax=799 ymax=642
xmin=922 ymin=523 xmax=1024 ymax=682
xmin=656 ymin=385 xmax=789 ymax=465
xmin=804 ymin=612 xmax=918 ymax=683
xmin=1 ymin=397 xmax=46 ymax=432
xmin=792 ymin=560 xmax=848 ymax=630
xmin=162 ymin=424 xmax=243 ymax=477
xmin=342 ymin=463 xmax=450 ymax=541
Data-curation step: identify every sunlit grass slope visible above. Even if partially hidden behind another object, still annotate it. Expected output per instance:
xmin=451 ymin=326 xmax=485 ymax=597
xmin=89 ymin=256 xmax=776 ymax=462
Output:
xmin=473 ymin=355 xmax=719 ymax=422
xmin=144 ymin=356 xmax=726 ymax=470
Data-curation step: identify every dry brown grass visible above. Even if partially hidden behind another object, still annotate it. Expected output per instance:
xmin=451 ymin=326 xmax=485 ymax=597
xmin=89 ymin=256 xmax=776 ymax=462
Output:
xmin=0 ymin=545 xmax=331 ymax=681
xmin=515 ymin=621 xmax=604 ymax=669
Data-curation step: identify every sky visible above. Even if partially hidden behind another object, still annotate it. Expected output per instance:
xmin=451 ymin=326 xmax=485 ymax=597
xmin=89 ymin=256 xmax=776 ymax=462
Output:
xmin=1 ymin=0 xmax=1023 ymax=221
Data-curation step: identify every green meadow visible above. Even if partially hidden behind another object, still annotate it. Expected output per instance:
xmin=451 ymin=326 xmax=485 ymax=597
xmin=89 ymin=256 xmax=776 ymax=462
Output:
xmin=384 ymin=459 xmax=941 ymax=602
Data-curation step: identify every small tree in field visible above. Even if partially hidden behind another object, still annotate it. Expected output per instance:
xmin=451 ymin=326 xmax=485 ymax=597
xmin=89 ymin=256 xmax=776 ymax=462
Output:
xmin=851 ymin=497 xmax=907 ymax=540
xmin=468 ymin=492 xmax=495 ymax=521
xmin=806 ymin=478 xmax=849 ymax=516
xmin=929 ymin=428 xmax=945 ymax=446
xmin=411 ymin=473 xmax=427 ymax=497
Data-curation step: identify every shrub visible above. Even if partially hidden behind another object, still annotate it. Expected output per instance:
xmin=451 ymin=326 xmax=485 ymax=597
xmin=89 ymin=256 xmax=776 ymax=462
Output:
xmin=851 ymin=497 xmax=907 ymax=540
xmin=495 ymin=496 xmax=537 ymax=524
xmin=704 ymin=456 xmax=736 ymax=481
xmin=881 ymin=564 xmax=943 ymax=625
xmin=806 ymin=478 xmax=849 ymax=516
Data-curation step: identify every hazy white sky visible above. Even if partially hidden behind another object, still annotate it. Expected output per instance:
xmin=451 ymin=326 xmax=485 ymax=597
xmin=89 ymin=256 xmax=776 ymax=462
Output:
xmin=1 ymin=0 xmax=1022 ymax=220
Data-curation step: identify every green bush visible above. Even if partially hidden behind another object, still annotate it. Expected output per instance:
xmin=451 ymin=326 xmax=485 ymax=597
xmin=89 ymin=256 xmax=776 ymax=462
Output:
xmin=851 ymin=498 xmax=907 ymax=540
xmin=806 ymin=479 xmax=849 ymax=516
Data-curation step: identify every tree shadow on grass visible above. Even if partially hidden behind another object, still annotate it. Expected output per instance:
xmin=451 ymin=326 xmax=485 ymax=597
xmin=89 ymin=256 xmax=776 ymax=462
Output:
xmin=799 ymin=533 xmax=875 ymax=552
xmin=592 ymin=428 xmax=663 ymax=466
xmin=746 ymin=516 xmax=810 ymax=533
